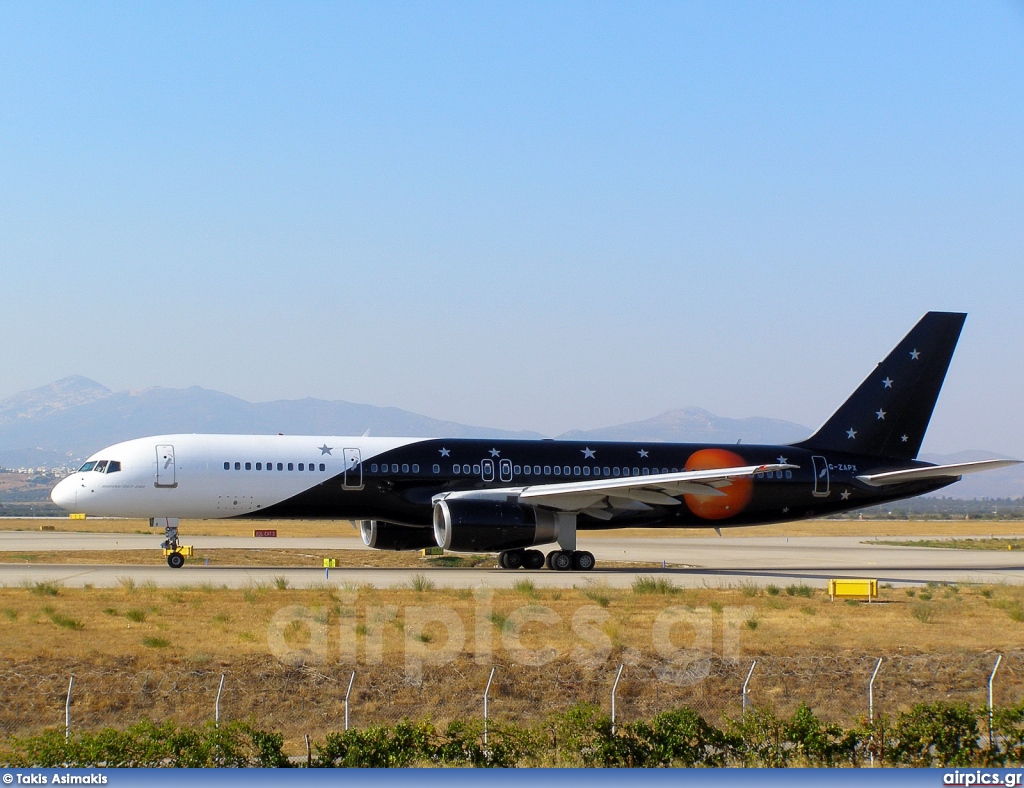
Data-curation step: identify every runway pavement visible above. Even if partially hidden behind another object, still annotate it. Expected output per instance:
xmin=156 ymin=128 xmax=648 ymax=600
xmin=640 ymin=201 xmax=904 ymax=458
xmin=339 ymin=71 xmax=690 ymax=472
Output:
xmin=2 ymin=530 xmax=1023 ymax=588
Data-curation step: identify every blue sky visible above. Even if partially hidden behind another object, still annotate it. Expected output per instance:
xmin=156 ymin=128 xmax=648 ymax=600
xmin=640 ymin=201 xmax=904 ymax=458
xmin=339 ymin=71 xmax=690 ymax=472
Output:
xmin=1 ymin=2 xmax=1022 ymax=455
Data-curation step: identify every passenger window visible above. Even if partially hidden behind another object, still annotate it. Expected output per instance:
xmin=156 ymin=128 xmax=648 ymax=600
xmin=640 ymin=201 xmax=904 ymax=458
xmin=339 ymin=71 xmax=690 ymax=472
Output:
xmin=453 ymin=464 xmax=460 ymax=474
xmin=267 ymin=463 xmax=273 ymax=471
xmin=473 ymin=464 xmax=481 ymax=474
xmin=256 ymin=463 xmax=262 ymax=470
xmin=234 ymin=462 xmax=241 ymax=470
xmin=583 ymin=467 xmax=590 ymax=476
xmin=309 ymin=464 xmax=315 ymax=471
xmin=287 ymin=463 xmax=294 ymax=471
xmin=603 ymin=467 xmax=610 ymax=476
xmin=245 ymin=462 xmax=252 ymax=470
xmin=785 ymin=470 xmax=792 ymax=479
xmin=543 ymin=466 xmax=551 ymax=475
xmin=412 ymin=464 xmax=419 ymax=473
xmin=532 ymin=465 xmax=539 ymax=475
xmin=298 ymin=463 xmax=304 ymax=471
xmin=513 ymin=465 xmax=521 ymax=474
xmin=433 ymin=464 xmax=440 ymax=473
xmin=524 ymin=466 xmax=531 ymax=475
xmin=573 ymin=466 xmax=581 ymax=476
xmin=613 ymin=467 xmax=620 ymax=477
xmin=277 ymin=463 xmax=283 ymax=471
xmin=402 ymin=464 xmax=409 ymax=473
xmin=642 ymin=468 xmax=650 ymax=475
xmin=223 ymin=462 xmax=230 ymax=470
xmin=633 ymin=468 xmax=640 ymax=476
xmin=95 ymin=460 xmax=108 ymax=473
xmin=106 ymin=461 xmax=121 ymax=474
xmin=391 ymin=464 xmax=398 ymax=473
xmin=79 ymin=462 xmax=97 ymax=472
xmin=319 ymin=463 xmax=325 ymax=471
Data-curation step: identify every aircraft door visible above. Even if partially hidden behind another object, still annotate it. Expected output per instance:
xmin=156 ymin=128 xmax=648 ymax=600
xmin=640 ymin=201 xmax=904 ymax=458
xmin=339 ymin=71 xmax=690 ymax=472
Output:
xmin=811 ymin=456 xmax=830 ymax=498
xmin=343 ymin=449 xmax=363 ymax=490
xmin=499 ymin=459 xmax=513 ymax=482
xmin=481 ymin=459 xmax=495 ymax=482
xmin=155 ymin=445 xmax=177 ymax=488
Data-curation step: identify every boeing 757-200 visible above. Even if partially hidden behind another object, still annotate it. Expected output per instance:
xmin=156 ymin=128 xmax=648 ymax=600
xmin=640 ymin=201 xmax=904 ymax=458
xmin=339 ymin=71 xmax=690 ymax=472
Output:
xmin=51 ymin=312 xmax=1019 ymax=571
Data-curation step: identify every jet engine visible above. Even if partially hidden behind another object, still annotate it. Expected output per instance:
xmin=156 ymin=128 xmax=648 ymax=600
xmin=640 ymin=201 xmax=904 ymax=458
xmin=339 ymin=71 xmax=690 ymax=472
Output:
xmin=432 ymin=499 xmax=557 ymax=552
xmin=359 ymin=520 xmax=438 ymax=551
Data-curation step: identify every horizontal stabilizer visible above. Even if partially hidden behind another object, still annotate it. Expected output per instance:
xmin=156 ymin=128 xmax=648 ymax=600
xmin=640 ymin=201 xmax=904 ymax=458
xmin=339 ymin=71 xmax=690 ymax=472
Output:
xmin=855 ymin=459 xmax=1021 ymax=487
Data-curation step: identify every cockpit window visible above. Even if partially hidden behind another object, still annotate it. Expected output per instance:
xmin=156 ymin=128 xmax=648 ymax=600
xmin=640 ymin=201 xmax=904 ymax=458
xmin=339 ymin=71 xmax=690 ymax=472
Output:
xmin=79 ymin=462 xmax=96 ymax=472
xmin=94 ymin=460 xmax=108 ymax=473
xmin=106 ymin=461 xmax=121 ymax=474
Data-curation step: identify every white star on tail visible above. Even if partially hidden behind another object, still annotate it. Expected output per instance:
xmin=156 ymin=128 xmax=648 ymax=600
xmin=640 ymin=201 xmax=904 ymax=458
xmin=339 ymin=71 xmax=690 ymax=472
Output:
xmin=846 ymin=428 xmax=857 ymax=439
xmin=910 ymin=349 xmax=920 ymax=360
xmin=876 ymin=409 xmax=886 ymax=420
xmin=883 ymin=377 xmax=893 ymax=388
xmin=901 ymin=435 xmax=909 ymax=443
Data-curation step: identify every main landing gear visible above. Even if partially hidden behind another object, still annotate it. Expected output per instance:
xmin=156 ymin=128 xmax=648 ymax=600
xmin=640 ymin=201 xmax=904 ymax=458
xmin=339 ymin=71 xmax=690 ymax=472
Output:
xmin=498 ymin=548 xmax=596 ymax=571
xmin=152 ymin=516 xmax=185 ymax=569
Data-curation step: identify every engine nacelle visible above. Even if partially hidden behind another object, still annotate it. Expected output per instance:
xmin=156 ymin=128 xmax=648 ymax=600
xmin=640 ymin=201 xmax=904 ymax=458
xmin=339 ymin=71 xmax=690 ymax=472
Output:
xmin=432 ymin=499 xmax=556 ymax=552
xmin=359 ymin=520 xmax=438 ymax=551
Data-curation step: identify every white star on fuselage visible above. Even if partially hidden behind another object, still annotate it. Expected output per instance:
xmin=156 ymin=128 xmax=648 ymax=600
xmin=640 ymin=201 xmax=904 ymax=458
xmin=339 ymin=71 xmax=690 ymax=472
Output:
xmin=846 ymin=428 xmax=857 ymax=439
xmin=638 ymin=449 xmax=649 ymax=458
xmin=489 ymin=448 xmax=501 ymax=457
xmin=439 ymin=448 xmax=450 ymax=457
xmin=910 ymin=349 xmax=920 ymax=360
xmin=318 ymin=445 xmax=333 ymax=455
xmin=582 ymin=447 xmax=596 ymax=459
xmin=777 ymin=456 xmax=788 ymax=464
xmin=876 ymin=409 xmax=886 ymax=420
xmin=901 ymin=435 xmax=909 ymax=443
xmin=882 ymin=377 xmax=893 ymax=388
xmin=841 ymin=490 xmax=851 ymax=500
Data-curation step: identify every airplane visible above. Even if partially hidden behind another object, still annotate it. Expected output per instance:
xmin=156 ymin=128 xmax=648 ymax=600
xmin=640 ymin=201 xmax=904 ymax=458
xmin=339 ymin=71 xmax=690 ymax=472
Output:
xmin=51 ymin=311 xmax=1019 ymax=571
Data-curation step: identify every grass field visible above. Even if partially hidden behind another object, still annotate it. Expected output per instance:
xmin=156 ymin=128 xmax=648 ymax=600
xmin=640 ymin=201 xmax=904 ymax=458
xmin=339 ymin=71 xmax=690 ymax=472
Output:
xmin=3 ymin=517 xmax=1024 ymax=539
xmin=2 ymin=578 xmax=1024 ymax=754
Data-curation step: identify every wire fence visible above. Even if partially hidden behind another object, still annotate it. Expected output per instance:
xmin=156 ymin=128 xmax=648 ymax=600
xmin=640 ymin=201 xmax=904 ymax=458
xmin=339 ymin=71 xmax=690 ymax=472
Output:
xmin=2 ymin=651 xmax=1022 ymax=750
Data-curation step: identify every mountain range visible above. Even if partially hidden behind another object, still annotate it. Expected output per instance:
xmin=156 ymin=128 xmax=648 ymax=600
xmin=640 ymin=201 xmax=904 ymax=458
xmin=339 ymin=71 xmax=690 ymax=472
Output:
xmin=0 ymin=376 xmax=1019 ymax=498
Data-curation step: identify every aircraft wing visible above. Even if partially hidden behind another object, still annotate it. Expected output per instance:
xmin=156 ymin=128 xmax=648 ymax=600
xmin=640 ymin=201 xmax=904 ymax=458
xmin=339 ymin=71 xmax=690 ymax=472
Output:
xmin=438 ymin=463 xmax=797 ymax=520
xmin=855 ymin=459 xmax=1021 ymax=487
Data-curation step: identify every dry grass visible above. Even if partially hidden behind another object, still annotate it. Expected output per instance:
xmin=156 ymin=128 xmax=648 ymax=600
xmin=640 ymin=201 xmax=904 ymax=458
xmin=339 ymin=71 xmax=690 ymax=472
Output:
xmin=4 ymin=517 xmax=1024 ymax=539
xmin=3 ymin=580 xmax=1024 ymax=755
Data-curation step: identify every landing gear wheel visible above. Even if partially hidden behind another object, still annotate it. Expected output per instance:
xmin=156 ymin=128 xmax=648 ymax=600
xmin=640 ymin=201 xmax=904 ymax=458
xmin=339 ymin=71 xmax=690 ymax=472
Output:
xmin=523 ymin=550 xmax=545 ymax=570
xmin=572 ymin=551 xmax=595 ymax=571
xmin=167 ymin=552 xmax=185 ymax=569
xmin=499 ymin=550 xmax=525 ymax=569
xmin=550 ymin=550 xmax=573 ymax=571
xmin=544 ymin=551 xmax=555 ymax=570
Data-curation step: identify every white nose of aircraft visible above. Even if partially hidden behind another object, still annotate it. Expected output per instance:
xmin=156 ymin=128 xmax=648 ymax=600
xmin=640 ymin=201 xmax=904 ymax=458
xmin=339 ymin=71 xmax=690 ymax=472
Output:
xmin=51 ymin=476 xmax=77 ymax=511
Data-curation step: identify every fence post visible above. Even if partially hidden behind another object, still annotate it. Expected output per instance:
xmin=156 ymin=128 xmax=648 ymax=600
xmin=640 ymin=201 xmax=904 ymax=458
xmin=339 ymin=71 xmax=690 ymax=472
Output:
xmin=215 ymin=674 xmax=225 ymax=726
xmin=483 ymin=667 xmax=496 ymax=746
xmin=869 ymin=657 xmax=883 ymax=722
xmin=869 ymin=657 xmax=883 ymax=767
xmin=741 ymin=660 xmax=756 ymax=716
xmin=64 ymin=671 xmax=74 ymax=740
xmin=989 ymin=654 xmax=1003 ymax=750
xmin=611 ymin=664 xmax=625 ymax=735
xmin=345 ymin=670 xmax=356 ymax=731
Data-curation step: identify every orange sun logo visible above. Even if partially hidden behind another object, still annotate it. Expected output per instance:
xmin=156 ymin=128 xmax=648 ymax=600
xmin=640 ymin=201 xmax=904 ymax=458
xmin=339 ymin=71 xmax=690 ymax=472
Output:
xmin=683 ymin=448 xmax=753 ymax=520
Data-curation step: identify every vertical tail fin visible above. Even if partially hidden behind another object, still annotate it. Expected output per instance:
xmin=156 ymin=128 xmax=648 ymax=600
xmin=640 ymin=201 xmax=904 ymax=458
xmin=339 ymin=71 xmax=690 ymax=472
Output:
xmin=794 ymin=311 xmax=966 ymax=460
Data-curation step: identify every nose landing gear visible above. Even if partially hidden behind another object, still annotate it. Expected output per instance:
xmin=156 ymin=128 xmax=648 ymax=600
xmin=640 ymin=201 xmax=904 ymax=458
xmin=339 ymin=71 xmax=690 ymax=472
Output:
xmin=151 ymin=517 xmax=186 ymax=569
